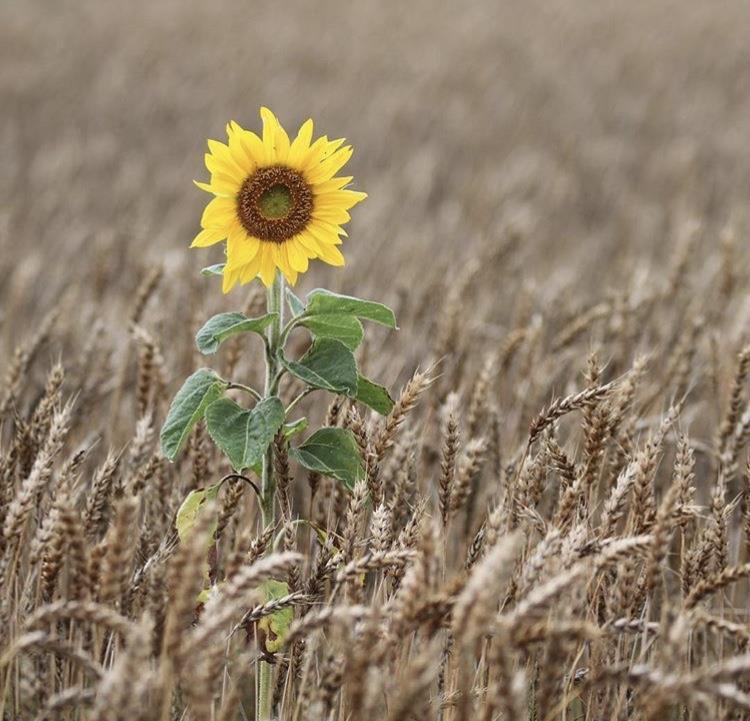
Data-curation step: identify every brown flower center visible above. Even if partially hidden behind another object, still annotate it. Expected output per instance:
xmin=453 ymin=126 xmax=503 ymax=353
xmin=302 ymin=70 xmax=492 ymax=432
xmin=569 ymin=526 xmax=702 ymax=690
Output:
xmin=237 ymin=166 xmax=313 ymax=243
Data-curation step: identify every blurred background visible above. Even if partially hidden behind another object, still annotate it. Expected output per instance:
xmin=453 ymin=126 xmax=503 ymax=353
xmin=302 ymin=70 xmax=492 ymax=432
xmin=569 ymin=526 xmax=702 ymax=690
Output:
xmin=2 ymin=0 xmax=750 ymax=413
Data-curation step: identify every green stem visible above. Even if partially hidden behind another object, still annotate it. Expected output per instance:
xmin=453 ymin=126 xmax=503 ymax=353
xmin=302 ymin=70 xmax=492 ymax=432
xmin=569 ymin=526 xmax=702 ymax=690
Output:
xmin=285 ymin=387 xmax=315 ymax=415
xmin=257 ymin=269 xmax=284 ymax=721
xmin=257 ymin=661 xmax=273 ymax=721
xmin=226 ymin=381 xmax=263 ymax=401
xmin=261 ymin=270 xmax=284 ymax=526
xmin=278 ymin=313 xmax=304 ymax=349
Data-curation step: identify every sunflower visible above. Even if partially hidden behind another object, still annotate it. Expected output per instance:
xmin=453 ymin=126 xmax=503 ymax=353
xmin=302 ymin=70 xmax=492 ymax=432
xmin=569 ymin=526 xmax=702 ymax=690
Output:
xmin=191 ymin=107 xmax=367 ymax=292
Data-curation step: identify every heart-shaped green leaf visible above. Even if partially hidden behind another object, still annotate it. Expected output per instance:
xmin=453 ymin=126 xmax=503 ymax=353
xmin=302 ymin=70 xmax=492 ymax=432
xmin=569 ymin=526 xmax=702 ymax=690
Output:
xmin=290 ymin=427 xmax=364 ymax=489
xmin=306 ymin=289 xmax=396 ymax=329
xmin=300 ymin=313 xmax=364 ymax=350
xmin=205 ymin=396 xmax=285 ymax=472
xmin=281 ymin=339 xmax=358 ymax=396
xmin=160 ymin=369 xmax=228 ymax=460
xmin=196 ymin=312 xmax=277 ymax=355
xmin=355 ymin=375 xmax=394 ymax=415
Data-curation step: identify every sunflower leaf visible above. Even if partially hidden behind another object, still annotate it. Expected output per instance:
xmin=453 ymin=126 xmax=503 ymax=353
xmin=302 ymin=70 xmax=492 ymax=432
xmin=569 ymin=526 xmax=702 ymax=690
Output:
xmin=305 ymin=289 xmax=397 ymax=329
xmin=160 ymin=369 xmax=228 ymax=460
xmin=201 ymin=263 xmax=226 ymax=277
xmin=175 ymin=483 xmax=222 ymax=543
xmin=355 ymin=375 xmax=394 ymax=415
xmin=289 ymin=427 xmax=364 ymax=490
xmin=196 ymin=312 xmax=277 ymax=354
xmin=286 ymin=288 xmax=306 ymax=318
xmin=205 ymin=396 xmax=285 ymax=472
xmin=283 ymin=416 xmax=309 ymax=439
xmin=258 ymin=580 xmax=294 ymax=653
xmin=280 ymin=339 xmax=358 ymax=396
xmin=299 ymin=313 xmax=364 ymax=350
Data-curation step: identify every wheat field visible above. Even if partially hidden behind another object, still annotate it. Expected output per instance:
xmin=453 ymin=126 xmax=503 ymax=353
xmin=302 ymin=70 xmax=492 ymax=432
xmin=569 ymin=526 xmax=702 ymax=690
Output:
xmin=3 ymin=1 xmax=750 ymax=719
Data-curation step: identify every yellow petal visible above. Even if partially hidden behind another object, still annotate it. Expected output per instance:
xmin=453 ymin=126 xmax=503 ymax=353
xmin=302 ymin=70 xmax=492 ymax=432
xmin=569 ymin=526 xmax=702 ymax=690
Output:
xmin=205 ymin=153 xmax=246 ymax=183
xmin=313 ymin=207 xmax=351 ymax=225
xmin=201 ymin=197 xmax=237 ymax=228
xmin=258 ymin=245 xmax=276 ymax=287
xmin=323 ymin=138 xmax=346 ymax=158
xmin=236 ymin=129 xmax=266 ymax=168
xmin=226 ymin=144 xmax=254 ymax=176
xmin=311 ymin=219 xmax=348 ymax=238
xmin=207 ymin=138 xmax=230 ymax=157
xmin=260 ymin=107 xmax=290 ymax=164
xmin=285 ymin=239 xmax=309 ymax=273
xmin=304 ymin=146 xmax=354 ymax=185
xmin=298 ymin=135 xmax=330 ymax=172
xmin=270 ymin=243 xmax=290 ymax=276
xmin=239 ymin=254 xmax=263 ymax=284
xmin=225 ymin=122 xmax=256 ymax=172
xmin=312 ymin=176 xmax=354 ymax=194
xmin=284 ymin=267 xmax=299 ymax=286
xmin=297 ymin=230 xmax=323 ymax=255
xmin=288 ymin=119 xmax=314 ymax=168
xmin=274 ymin=124 xmax=291 ymax=163
xmin=195 ymin=172 xmax=242 ymax=197
xmin=273 ymin=246 xmax=297 ymax=285
xmin=226 ymin=120 xmax=244 ymax=137
xmin=191 ymin=227 xmax=226 ymax=248
xmin=307 ymin=222 xmax=342 ymax=248
xmin=222 ymin=267 xmax=242 ymax=294
xmin=316 ymin=243 xmax=346 ymax=267
xmin=314 ymin=189 xmax=367 ymax=211
xmin=226 ymin=227 xmax=260 ymax=270
xmin=194 ymin=179 xmax=222 ymax=195
xmin=206 ymin=139 xmax=247 ymax=178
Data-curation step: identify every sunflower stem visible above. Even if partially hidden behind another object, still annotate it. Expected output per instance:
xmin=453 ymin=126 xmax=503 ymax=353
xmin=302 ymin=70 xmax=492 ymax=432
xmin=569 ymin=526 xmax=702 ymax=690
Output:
xmin=261 ymin=270 xmax=284 ymax=525
xmin=257 ymin=661 xmax=274 ymax=721
xmin=258 ymin=269 xmax=284 ymax=721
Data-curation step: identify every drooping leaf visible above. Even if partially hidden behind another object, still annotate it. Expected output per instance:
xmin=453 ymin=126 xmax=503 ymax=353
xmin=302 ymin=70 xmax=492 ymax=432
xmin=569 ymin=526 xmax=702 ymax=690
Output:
xmin=308 ymin=520 xmax=330 ymax=546
xmin=205 ymin=396 xmax=285 ymax=472
xmin=283 ymin=416 xmax=309 ymax=438
xmin=175 ymin=482 xmax=222 ymax=542
xmin=160 ymin=369 xmax=228 ymax=460
xmin=290 ymin=427 xmax=364 ymax=489
xmin=306 ymin=289 xmax=397 ymax=328
xmin=258 ymin=580 xmax=294 ymax=653
xmin=286 ymin=288 xmax=306 ymax=318
xmin=300 ymin=313 xmax=364 ymax=350
xmin=355 ymin=375 xmax=394 ymax=415
xmin=288 ymin=518 xmax=330 ymax=546
xmin=196 ymin=312 xmax=277 ymax=355
xmin=196 ymin=586 xmax=216 ymax=605
xmin=280 ymin=339 xmax=358 ymax=396
xmin=201 ymin=263 xmax=226 ymax=277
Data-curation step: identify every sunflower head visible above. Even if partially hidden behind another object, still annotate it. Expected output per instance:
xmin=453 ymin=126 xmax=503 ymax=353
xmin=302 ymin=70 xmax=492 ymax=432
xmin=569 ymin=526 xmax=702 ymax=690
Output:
xmin=191 ymin=108 xmax=367 ymax=292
